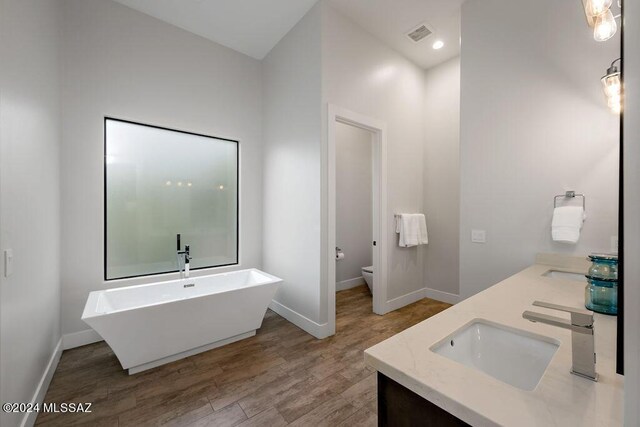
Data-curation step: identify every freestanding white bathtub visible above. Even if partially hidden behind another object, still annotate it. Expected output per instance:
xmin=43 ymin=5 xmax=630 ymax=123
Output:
xmin=82 ymin=268 xmax=281 ymax=374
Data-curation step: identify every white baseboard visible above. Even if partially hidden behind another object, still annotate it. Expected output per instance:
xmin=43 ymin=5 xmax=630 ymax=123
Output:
xmin=268 ymin=299 xmax=331 ymax=339
xmin=21 ymin=338 xmax=63 ymax=427
xmin=384 ymin=287 xmax=427 ymax=312
xmin=336 ymin=276 xmax=365 ymax=291
xmin=424 ymin=287 xmax=460 ymax=305
xmin=63 ymin=329 xmax=103 ymax=350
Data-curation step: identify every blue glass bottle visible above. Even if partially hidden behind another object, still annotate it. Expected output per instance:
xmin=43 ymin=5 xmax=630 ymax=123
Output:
xmin=585 ymin=254 xmax=618 ymax=315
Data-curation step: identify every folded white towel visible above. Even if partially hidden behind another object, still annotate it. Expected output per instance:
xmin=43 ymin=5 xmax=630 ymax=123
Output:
xmin=397 ymin=214 xmax=428 ymax=247
xmin=552 ymin=206 xmax=585 ymax=244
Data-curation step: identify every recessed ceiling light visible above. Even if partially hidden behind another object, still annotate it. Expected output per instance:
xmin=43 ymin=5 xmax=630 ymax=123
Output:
xmin=432 ymin=40 xmax=444 ymax=50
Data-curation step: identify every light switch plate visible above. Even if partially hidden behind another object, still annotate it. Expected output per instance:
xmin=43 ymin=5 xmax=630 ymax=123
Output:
xmin=4 ymin=249 xmax=13 ymax=277
xmin=471 ymin=230 xmax=486 ymax=244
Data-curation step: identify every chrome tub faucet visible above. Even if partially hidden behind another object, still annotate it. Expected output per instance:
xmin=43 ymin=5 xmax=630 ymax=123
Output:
xmin=176 ymin=234 xmax=192 ymax=279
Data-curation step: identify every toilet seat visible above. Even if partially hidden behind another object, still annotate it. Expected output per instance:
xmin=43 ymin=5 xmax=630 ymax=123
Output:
xmin=362 ymin=265 xmax=373 ymax=273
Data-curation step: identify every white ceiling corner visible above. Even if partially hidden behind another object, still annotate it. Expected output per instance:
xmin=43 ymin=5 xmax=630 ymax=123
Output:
xmin=112 ymin=0 xmax=319 ymax=60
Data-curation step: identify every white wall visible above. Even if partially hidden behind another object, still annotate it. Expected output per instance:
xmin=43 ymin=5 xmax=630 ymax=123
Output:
xmin=322 ymin=3 xmax=427 ymax=305
xmin=262 ymin=4 xmax=324 ymax=332
xmin=336 ymin=122 xmax=373 ymax=284
xmin=0 ymin=1 xmax=62 ymax=426
xmin=423 ymin=57 xmax=461 ymax=299
xmin=459 ymin=0 xmax=620 ymax=298
xmin=60 ymin=0 xmax=263 ymax=336
xmin=623 ymin=0 xmax=639 ymax=423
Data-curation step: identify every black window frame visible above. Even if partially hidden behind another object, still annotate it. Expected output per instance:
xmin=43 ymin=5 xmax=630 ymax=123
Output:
xmin=103 ymin=116 xmax=240 ymax=281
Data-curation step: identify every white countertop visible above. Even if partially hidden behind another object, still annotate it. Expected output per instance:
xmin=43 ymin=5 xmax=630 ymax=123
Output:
xmin=364 ymin=255 xmax=623 ymax=427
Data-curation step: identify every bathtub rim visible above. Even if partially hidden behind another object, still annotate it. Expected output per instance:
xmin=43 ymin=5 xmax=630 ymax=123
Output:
xmin=82 ymin=268 xmax=282 ymax=320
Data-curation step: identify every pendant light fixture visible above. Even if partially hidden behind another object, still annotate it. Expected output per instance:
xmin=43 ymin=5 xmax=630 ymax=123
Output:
xmin=582 ymin=0 xmax=618 ymax=41
xmin=601 ymin=58 xmax=623 ymax=114
xmin=594 ymin=9 xmax=618 ymax=41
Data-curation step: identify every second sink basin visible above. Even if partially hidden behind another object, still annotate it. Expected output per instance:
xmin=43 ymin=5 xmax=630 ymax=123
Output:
xmin=430 ymin=319 xmax=560 ymax=391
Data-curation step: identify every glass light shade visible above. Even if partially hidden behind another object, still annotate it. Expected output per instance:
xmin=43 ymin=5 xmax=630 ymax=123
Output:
xmin=594 ymin=9 xmax=617 ymax=41
xmin=607 ymin=94 xmax=622 ymax=114
xmin=585 ymin=0 xmax=613 ymax=17
xmin=601 ymin=72 xmax=621 ymax=98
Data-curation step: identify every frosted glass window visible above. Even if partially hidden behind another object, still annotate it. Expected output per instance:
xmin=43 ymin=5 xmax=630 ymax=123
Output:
xmin=105 ymin=118 xmax=238 ymax=280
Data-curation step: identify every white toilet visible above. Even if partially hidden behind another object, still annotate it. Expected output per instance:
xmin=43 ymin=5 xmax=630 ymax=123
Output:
xmin=361 ymin=265 xmax=373 ymax=293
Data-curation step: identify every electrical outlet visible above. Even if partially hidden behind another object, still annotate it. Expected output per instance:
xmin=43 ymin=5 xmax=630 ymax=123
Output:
xmin=611 ymin=236 xmax=619 ymax=254
xmin=471 ymin=230 xmax=486 ymax=244
xmin=4 ymin=249 xmax=13 ymax=277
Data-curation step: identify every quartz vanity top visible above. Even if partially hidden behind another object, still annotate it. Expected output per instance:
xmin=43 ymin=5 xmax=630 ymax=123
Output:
xmin=364 ymin=255 xmax=623 ymax=427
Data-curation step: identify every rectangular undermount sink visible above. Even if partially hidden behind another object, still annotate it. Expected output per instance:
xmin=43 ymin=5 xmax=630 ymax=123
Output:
xmin=542 ymin=270 xmax=586 ymax=282
xmin=431 ymin=320 xmax=560 ymax=391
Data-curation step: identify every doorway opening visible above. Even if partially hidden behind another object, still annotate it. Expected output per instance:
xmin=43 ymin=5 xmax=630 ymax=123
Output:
xmin=327 ymin=105 xmax=388 ymax=335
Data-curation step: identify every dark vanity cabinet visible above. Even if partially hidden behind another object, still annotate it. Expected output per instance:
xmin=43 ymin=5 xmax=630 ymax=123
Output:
xmin=377 ymin=373 xmax=470 ymax=427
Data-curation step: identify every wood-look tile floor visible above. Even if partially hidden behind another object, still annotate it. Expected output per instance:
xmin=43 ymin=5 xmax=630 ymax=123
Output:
xmin=36 ymin=286 xmax=451 ymax=427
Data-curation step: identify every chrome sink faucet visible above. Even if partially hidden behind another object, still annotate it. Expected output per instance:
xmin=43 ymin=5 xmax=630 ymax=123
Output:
xmin=176 ymin=234 xmax=192 ymax=279
xmin=523 ymin=301 xmax=597 ymax=381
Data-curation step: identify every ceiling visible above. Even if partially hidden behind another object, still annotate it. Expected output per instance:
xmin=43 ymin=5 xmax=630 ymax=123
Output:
xmin=112 ymin=0 xmax=319 ymax=59
xmin=113 ymin=0 xmax=463 ymax=69
xmin=329 ymin=0 xmax=464 ymax=69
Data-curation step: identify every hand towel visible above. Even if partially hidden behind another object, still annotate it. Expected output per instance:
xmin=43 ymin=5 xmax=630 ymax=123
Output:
xmin=552 ymin=206 xmax=585 ymax=244
xmin=397 ymin=214 xmax=428 ymax=247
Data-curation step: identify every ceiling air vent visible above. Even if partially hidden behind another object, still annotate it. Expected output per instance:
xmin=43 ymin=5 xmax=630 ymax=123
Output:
xmin=406 ymin=23 xmax=433 ymax=43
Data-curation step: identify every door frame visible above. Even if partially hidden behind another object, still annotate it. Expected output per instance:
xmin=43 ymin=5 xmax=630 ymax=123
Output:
xmin=327 ymin=104 xmax=388 ymax=334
